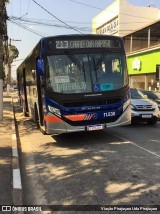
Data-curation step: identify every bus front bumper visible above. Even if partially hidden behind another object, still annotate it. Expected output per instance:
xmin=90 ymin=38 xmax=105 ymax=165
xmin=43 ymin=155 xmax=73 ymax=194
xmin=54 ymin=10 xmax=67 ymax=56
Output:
xmin=45 ymin=106 xmax=131 ymax=134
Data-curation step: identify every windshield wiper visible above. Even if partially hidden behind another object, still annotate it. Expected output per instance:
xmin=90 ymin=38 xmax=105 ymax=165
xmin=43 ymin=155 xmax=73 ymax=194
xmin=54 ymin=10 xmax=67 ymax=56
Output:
xmin=93 ymin=58 xmax=98 ymax=82
xmin=65 ymin=50 xmax=86 ymax=82
xmin=92 ymin=50 xmax=107 ymax=82
xmin=95 ymin=50 xmax=107 ymax=71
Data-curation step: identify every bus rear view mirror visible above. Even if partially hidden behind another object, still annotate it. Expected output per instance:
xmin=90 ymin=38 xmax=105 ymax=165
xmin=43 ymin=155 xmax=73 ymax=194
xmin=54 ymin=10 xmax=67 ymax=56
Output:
xmin=37 ymin=59 xmax=44 ymax=76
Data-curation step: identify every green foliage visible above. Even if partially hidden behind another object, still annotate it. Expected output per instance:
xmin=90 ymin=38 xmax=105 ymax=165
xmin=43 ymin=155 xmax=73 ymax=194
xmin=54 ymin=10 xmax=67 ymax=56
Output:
xmin=9 ymin=45 xmax=19 ymax=63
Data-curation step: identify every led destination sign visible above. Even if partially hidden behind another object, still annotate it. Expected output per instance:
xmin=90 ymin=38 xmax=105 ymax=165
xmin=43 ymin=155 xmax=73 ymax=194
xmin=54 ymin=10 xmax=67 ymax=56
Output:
xmin=48 ymin=39 xmax=121 ymax=50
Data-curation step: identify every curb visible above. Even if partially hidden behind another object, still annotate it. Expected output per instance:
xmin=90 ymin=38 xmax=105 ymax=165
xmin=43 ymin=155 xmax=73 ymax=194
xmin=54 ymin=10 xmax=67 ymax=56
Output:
xmin=11 ymin=96 xmax=23 ymax=211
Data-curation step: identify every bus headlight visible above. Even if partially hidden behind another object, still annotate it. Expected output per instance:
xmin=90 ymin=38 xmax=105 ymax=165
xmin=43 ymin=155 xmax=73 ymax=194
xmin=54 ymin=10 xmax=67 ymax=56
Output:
xmin=123 ymin=99 xmax=130 ymax=111
xmin=48 ymin=105 xmax=61 ymax=117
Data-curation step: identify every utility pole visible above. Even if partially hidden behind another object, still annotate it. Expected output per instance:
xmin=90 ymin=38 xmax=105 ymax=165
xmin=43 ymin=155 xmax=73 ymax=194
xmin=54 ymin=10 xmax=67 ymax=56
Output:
xmin=0 ymin=37 xmax=3 ymax=121
xmin=0 ymin=0 xmax=5 ymax=121
xmin=6 ymin=38 xmax=11 ymax=95
xmin=0 ymin=0 xmax=8 ymax=120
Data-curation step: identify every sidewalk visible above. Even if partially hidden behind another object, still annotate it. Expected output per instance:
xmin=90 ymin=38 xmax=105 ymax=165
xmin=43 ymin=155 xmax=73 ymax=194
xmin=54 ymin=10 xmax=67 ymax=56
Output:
xmin=0 ymin=92 xmax=23 ymax=210
xmin=0 ymin=93 xmax=13 ymax=205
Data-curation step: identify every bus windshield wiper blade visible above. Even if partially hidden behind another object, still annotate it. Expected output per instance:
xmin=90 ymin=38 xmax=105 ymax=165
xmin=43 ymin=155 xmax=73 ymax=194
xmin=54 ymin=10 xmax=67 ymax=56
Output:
xmin=82 ymin=61 xmax=86 ymax=82
xmin=65 ymin=50 xmax=86 ymax=82
xmin=93 ymin=58 xmax=98 ymax=82
xmin=65 ymin=50 xmax=82 ymax=71
xmin=95 ymin=50 xmax=107 ymax=71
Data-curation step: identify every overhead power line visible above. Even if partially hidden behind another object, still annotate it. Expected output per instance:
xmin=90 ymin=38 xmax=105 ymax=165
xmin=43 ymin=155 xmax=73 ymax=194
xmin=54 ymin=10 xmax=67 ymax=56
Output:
xmin=67 ymin=0 xmax=156 ymax=20
xmin=9 ymin=16 xmax=92 ymax=32
xmin=10 ymin=15 xmax=151 ymax=26
xmin=68 ymin=0 xmax=102 ymax=10
xmin=9 ymin=19 xmax=45 ymax=37
xmin=10 ymin=16 xmax=153 ymax=34
xmin=12 ymin=16 xmax=92 ymax=25
xmin=31 ymin=0 xmax=83 ymax=34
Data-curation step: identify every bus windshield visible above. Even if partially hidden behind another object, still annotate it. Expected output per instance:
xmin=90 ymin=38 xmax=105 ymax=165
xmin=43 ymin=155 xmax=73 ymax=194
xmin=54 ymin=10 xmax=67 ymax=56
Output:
xmin=46 ymin=52 xmax=128 ymax=94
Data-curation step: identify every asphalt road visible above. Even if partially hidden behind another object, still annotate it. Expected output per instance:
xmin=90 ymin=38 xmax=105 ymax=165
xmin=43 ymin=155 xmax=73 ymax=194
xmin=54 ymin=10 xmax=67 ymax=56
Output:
xmin=14 ymin=101 xmax=160 ymax=214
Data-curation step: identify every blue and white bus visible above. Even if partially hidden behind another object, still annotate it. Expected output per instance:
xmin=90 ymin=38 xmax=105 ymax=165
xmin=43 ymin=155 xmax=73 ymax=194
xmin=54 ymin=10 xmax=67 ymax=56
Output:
xmin=17 ymin=34 xmax=131 ymax=134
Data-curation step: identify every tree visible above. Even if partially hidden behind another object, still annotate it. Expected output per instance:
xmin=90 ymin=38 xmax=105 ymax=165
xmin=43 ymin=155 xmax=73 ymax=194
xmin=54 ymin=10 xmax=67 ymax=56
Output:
xmin=3 ymin=44 xmax=19 ymax=65
xmin=0 ymin=0 xmax=9 ymax=120
xmin=9 ymin=44 xmax=19 ymax=63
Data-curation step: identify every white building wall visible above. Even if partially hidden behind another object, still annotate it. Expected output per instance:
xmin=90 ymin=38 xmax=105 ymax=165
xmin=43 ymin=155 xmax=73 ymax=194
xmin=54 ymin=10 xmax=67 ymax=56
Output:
xmin=92 ymin=0 xmax=119 ymax=35
xmin=92 ymin=0 xmax=160 ymax=37
xmin=119 ymin=0 xmax=160 ymax=36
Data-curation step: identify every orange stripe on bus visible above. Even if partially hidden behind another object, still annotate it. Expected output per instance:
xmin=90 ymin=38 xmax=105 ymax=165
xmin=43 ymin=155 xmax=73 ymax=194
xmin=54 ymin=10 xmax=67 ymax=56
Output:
xmin=44 ymin=115 xmax=63 ymax=122
xmin=64 ymin=114 xmax=86 ymax=121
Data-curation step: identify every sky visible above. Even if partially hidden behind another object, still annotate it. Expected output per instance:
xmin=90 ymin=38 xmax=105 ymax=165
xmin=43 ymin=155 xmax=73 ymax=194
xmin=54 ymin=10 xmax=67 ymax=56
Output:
xmin=6 ymin=0 xmax=160 ymax=79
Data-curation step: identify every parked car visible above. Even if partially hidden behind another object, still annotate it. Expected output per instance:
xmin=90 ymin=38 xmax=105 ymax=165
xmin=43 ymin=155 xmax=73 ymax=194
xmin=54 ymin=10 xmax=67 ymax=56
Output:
xmin=154 ymin=92 xmax=160 ymax=99
xmin=130 ymin=88 xmax=159 ymax=125
xmin=139 ymin=89 xmax=160 ymax=117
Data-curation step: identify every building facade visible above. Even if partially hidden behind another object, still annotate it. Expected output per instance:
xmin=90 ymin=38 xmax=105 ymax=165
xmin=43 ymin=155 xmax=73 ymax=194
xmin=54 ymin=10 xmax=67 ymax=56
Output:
xmin=92 ymin=0 xmax=160 ymax=91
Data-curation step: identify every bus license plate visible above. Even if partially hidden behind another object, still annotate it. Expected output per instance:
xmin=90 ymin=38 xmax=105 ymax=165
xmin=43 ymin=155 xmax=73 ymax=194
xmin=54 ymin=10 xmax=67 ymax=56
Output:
xmin=88 ymin=125 xmax=103 ymax=131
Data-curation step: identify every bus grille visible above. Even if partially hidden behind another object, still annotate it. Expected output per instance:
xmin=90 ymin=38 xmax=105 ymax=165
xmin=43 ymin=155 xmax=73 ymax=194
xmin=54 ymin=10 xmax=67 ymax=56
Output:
xmin=62 ymin=98 xmax=121 ymax=107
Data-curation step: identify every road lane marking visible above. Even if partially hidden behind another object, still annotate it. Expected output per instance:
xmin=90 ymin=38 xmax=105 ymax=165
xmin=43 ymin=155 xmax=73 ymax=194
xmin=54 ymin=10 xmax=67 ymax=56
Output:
xmin=12 ymin=133 xmax=16 ymax=140
xmin=11 ymin=96 xmax=23 ymax=197
xmin=13 ymin=169 xmax=22 ymax=189
xmin=107 ymin=131 xmax=160 ymax=159
xmin=126 ymin=140 xmax=160 ymax=158
xmin=12 ymin=147 xmax=18 ymax=157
